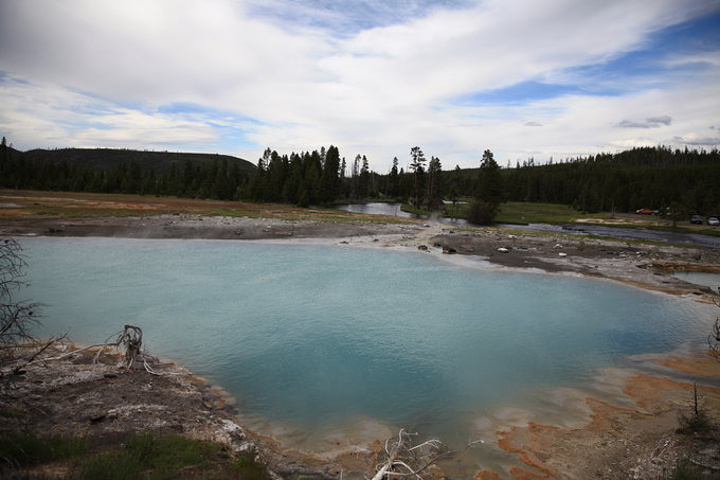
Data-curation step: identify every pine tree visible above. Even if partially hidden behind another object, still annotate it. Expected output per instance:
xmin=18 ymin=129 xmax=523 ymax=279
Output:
xmin=468 ymin=149 xmax=503 ymax=225
xmin=388 ymin=157 xmax=399 ymax=198
xmin=477 ymin=149 xmax=504 ymax=205
xmin=409 ymin=146 xmax=426 ymax=208
xmin=426 ymin=156 xmax=442 ymax=209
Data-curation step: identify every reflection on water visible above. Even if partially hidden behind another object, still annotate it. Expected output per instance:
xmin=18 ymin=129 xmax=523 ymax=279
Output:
xmin=22 ymin=237 xmax=709 ymax=471
xmin=337 ymin=202 xmax=468 ymax=226
xmin=337 ymin=202 xmax=412 ymax=217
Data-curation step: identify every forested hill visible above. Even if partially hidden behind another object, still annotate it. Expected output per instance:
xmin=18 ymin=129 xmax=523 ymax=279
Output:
xmin=449 ymin=146 xmax=720 ymax=215
xmin=21 ymin=148 xmax=255 ymax=174
xmin=500 ymin=146 xmax=720 ymax=214
xmin=1 ymin=146 xmax=255 ymax=200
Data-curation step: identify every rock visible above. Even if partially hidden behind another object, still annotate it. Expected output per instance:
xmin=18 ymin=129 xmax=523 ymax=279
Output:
xmin=417 ymin=245 xmax=429 ymax=251
xmin=442 ymin=246 xmax=457 ymax=254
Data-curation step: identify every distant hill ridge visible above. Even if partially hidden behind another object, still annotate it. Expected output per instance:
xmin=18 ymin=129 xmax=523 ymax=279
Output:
xmin=1 ymin=145 xmax=256 ymax=200
xmin=21 ymin=147 xmax=256 ymax=175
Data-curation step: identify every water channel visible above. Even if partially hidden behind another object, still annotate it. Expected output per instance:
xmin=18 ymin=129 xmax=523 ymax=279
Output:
xmin=337 ymin=202 xmax=720 ymax=248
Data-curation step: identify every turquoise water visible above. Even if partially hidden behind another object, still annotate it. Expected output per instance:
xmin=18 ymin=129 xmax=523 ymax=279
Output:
xmin=21 ymin=237 xmax=704 ymax=450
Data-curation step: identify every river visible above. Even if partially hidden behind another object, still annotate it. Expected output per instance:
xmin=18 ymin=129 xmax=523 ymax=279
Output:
xmin=337 ymin=203 xmax=720 ymax=248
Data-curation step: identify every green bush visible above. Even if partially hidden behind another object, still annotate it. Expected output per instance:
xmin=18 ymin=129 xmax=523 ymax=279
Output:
xmin=677 ymin=409 xmax=712 ymax=435
xmin=466 ymin=200 xmax=499 ymax=225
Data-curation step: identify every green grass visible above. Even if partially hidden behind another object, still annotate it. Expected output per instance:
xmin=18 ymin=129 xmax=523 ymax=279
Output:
xmin=80 ymin=433 xmax=222 ymax=480
xmin=494 ymin=202 xmax=606 ymax=224
xmin=234 ymin=450 xmax=271 ymax=480
xmin=400 ymin=204 xmax=432 ymax=216
xmin=442 ymin=201 xmax=600 ymax=224
xmin=79 ymin=432 xmax=270 ymax=480
xmin=1 ymin=431 xmax=271 ymax=479
xmin=0 ymin=431 xmax=88 ymax=468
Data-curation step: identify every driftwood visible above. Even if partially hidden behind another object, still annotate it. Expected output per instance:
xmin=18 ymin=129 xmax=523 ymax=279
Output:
xmin=370 ymin=429 xmax=452 ymax=480
xmin=119 ymin=324 xmax=143 ymax=370
xmin=49 ymin=324 xmax=178 ymax=376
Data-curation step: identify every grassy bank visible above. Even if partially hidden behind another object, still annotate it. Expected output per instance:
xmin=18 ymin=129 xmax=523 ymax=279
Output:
xmin=0 ymin=431 xmax=270 ymax=480
xmin=444 ymin=200 xmax=720 ymax=236
xmin=441 ymin=200 xmax=607 ymax=224
xmin=3 ymin=189 xmax=718 ymax=236
xmin=494 ymin=202 xmax=605 ymax=224
xmin=0 ymin=189 xmax=408 ymax=225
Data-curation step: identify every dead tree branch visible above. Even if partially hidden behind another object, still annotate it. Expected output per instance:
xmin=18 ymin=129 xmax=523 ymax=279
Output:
xmin=708 ymin=298 xmax=720 ymax=361
xmin=709 ymin=319 xmax=720 ymax=360
xmin=370 ymin=429 xmax=458 ymax=480
xmin=0 ymin=238 xmax=46 ymax=373
xmin=48 ymin=325 xmax=181 ymax=376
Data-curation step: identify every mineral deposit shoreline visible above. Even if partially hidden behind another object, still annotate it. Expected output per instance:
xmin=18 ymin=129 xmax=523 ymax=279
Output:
xmin=2 ymin=213 xmax=720 ymax=478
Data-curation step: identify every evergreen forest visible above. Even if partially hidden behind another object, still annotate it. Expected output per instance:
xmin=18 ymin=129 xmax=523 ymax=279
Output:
xmin=2 ymin=137 xmax=719 ymax=219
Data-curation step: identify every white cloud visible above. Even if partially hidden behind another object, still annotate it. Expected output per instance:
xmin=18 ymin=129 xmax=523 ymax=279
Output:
xmin=616 ymin=116 xmax=673 ymax=128
xmin=0 ymin=0 xmax=718 ymax=168
xmin=0 ymin=75 xmax=220 ymax=150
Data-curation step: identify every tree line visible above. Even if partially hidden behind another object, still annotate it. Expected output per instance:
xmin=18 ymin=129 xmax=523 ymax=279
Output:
xmin=0 ymin=140 xmax=251 ymax=201
xmin=2 ymin=136 xmax=719 ymax=218
xmin=500 ymin=146 xmax=720 ymax=215
xmin=241 ymin=145 xmax=449 ymax=208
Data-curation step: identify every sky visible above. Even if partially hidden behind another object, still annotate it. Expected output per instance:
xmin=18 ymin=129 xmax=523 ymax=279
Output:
xmin=1 ymin=0 xmax=719 ymax=171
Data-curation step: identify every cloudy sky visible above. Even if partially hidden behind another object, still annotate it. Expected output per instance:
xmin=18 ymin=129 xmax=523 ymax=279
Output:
xmin=1 ymin=0 xmax=719 ymax=170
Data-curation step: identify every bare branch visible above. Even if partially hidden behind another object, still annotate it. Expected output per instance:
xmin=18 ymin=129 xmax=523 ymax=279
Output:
xmin=708 ymin=302 xmax=720 ymax=361
xmin=0 ymin=238 xmax=49 ymax=372
xmin=369 ymin=428 xmax=470 ymax=480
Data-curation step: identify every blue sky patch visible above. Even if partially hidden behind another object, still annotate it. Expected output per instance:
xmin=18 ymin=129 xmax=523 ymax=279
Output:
xmin=451 ymin=81 xmax=595 ymax=106
xmin=246 ymin=0 xmax=474 ymax=35
xmin=449 ymin=10 xmax=720 ymax=109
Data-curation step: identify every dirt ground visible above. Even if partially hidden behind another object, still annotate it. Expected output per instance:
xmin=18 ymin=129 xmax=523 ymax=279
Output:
xmin=2 ymin=207 xmax=720 ymax=479
xmin=0 ymin=344 xmax=352 ymax=479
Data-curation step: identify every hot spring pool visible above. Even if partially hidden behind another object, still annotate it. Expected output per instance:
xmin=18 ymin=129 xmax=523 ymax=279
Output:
xmin=21 ymin=236 xmax=709 ymax=464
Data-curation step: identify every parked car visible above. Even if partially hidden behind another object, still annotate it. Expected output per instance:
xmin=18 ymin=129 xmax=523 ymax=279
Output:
xmin=708 ymin=216 xmax=719 ymax=226
xmin=691 ymin=215 xmax=704 ymax=224
xmin=636 ymin=208 xmax=655 ymax=215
